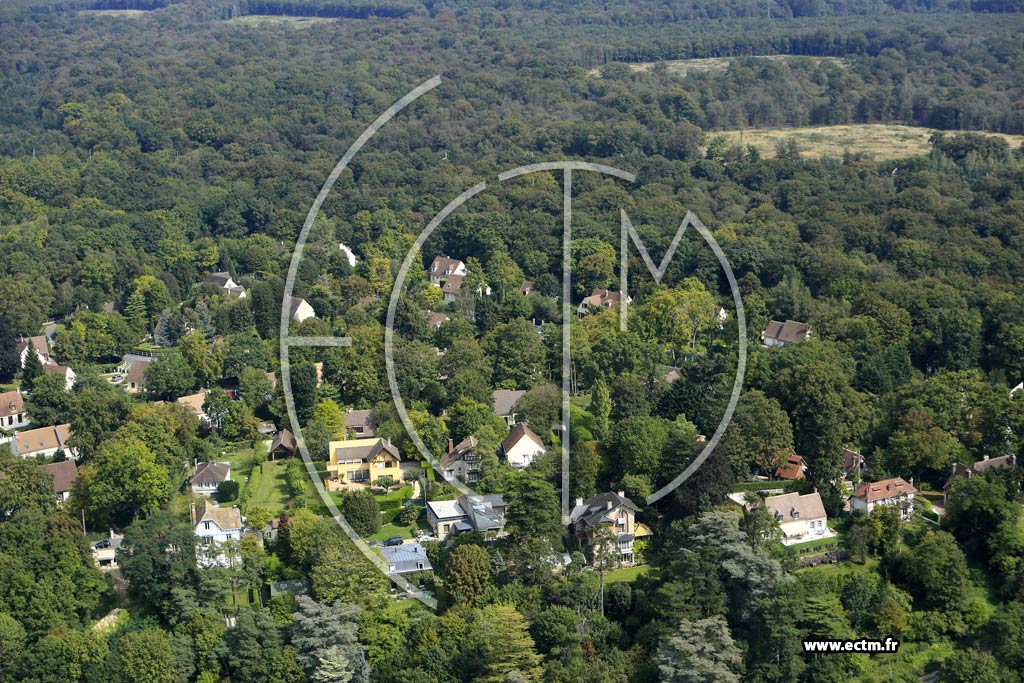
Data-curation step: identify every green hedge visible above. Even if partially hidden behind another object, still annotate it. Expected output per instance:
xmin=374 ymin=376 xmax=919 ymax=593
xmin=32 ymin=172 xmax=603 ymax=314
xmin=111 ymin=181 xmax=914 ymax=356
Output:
xmin=732 ymin=480 xmax=788 ymax=492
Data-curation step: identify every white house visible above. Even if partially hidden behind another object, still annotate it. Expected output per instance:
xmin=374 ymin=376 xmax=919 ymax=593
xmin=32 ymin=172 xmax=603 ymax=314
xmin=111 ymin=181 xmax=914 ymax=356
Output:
xmin=46 ymin=460 xmax=79 ymax=505
xmin=428 ymin=256 xmax=467 ymax=286
xmin=850 ymin=477 xmax=917 ymax=520
xmin=761 ymin=320 xmax=811 ymax=347
xmin=43 ymin=364 xmax=76 ymax=392
xmin=338 ymin=243 xmax=357 ymax=268
xmin=577 ymin=289 xmax=632 ymax=317
xmin=763 ymin=491 xmax=831 ymax=545
xmin=11 ymin=424 xmax=76 ymax=459
xmin=426 ymin=494 xmax=507 ymax=541
xmin=502 ymin=422 xmax=545 ymax=468
xmin=288 ymin=296 xmax=316 ymax=323
xmin=16 ymin=336 xmax=51 ymax=368
xmin=0 ymin=391 xmax=29 ymax=431
xmin=187 ymin=461 xmax=231 ymax=497
xmin=203 ymin=272 xmax=246 ymax=299
xmin=192 ymin=500 xmax=244 ymax=543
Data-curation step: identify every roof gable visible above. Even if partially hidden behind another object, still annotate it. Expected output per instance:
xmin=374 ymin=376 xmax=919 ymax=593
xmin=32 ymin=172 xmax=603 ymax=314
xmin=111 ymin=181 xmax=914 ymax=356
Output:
xmin=502 ymin=422 xmax=544 ymax=454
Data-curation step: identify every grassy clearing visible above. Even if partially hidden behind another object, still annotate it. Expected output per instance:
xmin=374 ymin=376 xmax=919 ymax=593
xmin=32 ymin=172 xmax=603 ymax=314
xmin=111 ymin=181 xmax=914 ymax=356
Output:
xmin=589 ymin=55 xmax=848 ymax=77
xmin=84 ymin=9 xmax=149 ymax=17
xmin=713 ymin=124 xmax=1024 ymax=160
xmin=245 ymin=460 xmax=296 ymax=514
xmin=224 ymin=15 xmax=337 ymax=28
xmin=603 ymin=564 xmax=650 ymax=584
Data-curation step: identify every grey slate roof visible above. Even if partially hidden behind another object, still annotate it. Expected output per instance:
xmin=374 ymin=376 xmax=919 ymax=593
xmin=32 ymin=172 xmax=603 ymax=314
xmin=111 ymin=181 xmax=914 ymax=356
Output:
xmin=492 ymin=389 xmax=526 ymax=417
xmin=189 ymin=461 xmax=230 ymax=485
xmin=569 ymin=491 xmax=640 ymax=528
xmin=380 ymin=543 xmax=433 ymax=574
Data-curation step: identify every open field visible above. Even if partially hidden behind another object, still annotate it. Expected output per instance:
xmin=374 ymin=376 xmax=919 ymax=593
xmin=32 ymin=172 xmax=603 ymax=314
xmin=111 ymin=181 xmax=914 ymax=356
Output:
xmin=589 ymin=54 xmax=848 ymax=77
xmin=224 ymin=15 xmax=337 ymax=28
xmin=85 ymin=9 xmax=149 ymax=17
xmin=714 ymin=124 xmax=1024 ymax=160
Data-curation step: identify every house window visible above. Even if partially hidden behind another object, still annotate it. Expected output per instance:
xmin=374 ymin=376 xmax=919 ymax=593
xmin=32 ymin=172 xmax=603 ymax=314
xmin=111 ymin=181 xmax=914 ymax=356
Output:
xmin=203 ymin=521 xmax=211 ymax=530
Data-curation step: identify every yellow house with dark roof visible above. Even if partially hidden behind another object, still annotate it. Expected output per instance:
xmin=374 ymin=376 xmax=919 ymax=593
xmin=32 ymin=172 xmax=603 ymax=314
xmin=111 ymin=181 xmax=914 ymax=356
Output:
xmin=326 ymin=437 xmax=401 ymax=489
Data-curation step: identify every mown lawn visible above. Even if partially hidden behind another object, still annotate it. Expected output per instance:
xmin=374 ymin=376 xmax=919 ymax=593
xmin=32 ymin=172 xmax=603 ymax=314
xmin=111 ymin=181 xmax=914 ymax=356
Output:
xmin=603 ymin=565 xmax=650 ymax=584
xmin=248 ymin=460 xmax=290 ymax=512
xmin=367 ymin=522 xmax=420 ymax=543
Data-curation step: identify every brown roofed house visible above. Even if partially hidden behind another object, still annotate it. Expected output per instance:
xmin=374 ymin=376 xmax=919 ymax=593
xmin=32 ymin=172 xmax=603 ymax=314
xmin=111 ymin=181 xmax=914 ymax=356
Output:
xmin=841 ymin=448 xmax=866 ymax=478
xmin=269 ymin=428 xmax=297 ymax=460
xmin=0 ymin=391 xmax=28 ymax=430
xmin=761 ymin=320 xmax=811 ymax=347
xmin=502 ymin=422 xmax=545 ymax=468
xmin=428 ymin=256 xmax=467 ymax=285
xmin=851 ymin=476 xmax=917 ymax=520
xmin=774 ymin=453 xmax=807 ymax=480
xmin=943 ymin=454 xmax=1017 ymax=504
xmin=577 ymin=289 xmax=632 ymax=317
xmin=440 ymin=436 xmax=481 ymax=485
xmin=326 ymin=437 xmax=400 ymax=489
xmin=11 ymin=424 xmax=75 ymax=459
xmin=16 ymin=335 xmax=50 ymax=367
xmin=46 ymin=460 xmax=79 ymax=504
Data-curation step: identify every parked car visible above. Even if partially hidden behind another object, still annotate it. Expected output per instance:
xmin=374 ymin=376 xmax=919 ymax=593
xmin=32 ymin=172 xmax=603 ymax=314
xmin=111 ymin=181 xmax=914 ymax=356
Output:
xmin=383 ymin=536 xmax=405 ymax=547
xmin=109 ymin=375 xmax=123 ymax=383
xmin=93 ymin=539 xmax=111 ymax=549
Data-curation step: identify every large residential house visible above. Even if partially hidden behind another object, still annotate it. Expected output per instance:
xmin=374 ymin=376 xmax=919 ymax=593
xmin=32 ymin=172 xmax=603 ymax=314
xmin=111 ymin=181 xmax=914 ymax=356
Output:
xmin=345 ymin=409 xmax=377 ymax=437
xmin=426 ymin=494 xmax=507 ymax=541
xmin=45 ymin=460 xmax=79 ymax=505
xmin=763 ymin=491 xmax=831 ymax=545
xmin=118 ymin=354 xmax=155 ymax=393
xmin=569 ymin=491 xmax=650 ymax=564
xmin=850 ymin=477 xmax=917 ymax=520
xmin=11 ymin=424 xmax=76 ymax=459
xmin=43 ymin=364 xmax=76 ymax=391
xmin=192 ymin=500 xmax=244 ymax=543
xmin=0 ymin=391 xmax=28 ymax=431
xmin=761 ymin=320 xmax=812 ymax=347
xmin=203 ymin=272 xmax=247 ymax=299
xmin=492 ymin=389 xmax=526 ymax=428
xmin=428 ymin=256 xmax=467 ymax=285
xmin=288 ymin=296 xmax=316 ymax=323
xmin=577 ymin=289 xmax=632 ymax=317
xmin=16 ymin=336 xmax=51 ymax=367
xmin=326 ymin=437 xmax=401 ymax=489
xmin=502 ymin=422 xmax=545 ymax=468
xmin=440 ymin=436 xmax=482 ymax=485
xmin=943 ymin=454 xmax=1017 ymax=504
xmin=380 ymin=543 xmax=433 ymax=575
xmin=188 ymin=461 xmax=231 ymax=497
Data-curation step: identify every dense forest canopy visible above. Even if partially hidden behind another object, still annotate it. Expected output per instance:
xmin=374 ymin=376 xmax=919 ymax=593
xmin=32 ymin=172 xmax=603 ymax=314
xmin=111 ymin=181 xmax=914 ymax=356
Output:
xmin=0 ymin=1 xmax=1024 ymax=682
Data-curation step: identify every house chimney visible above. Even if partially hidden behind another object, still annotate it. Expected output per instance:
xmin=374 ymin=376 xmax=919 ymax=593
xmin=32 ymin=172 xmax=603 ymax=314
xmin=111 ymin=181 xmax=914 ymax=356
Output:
xmin=616 ymin=491 xmax=625 ymax=499
xmin=983 ymin=455 xmax=990 ymax=461
xmin=575 ymin=497 xmax=583 ymax=507
xmin=447 ymin=438 xmax=454 ymax=453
